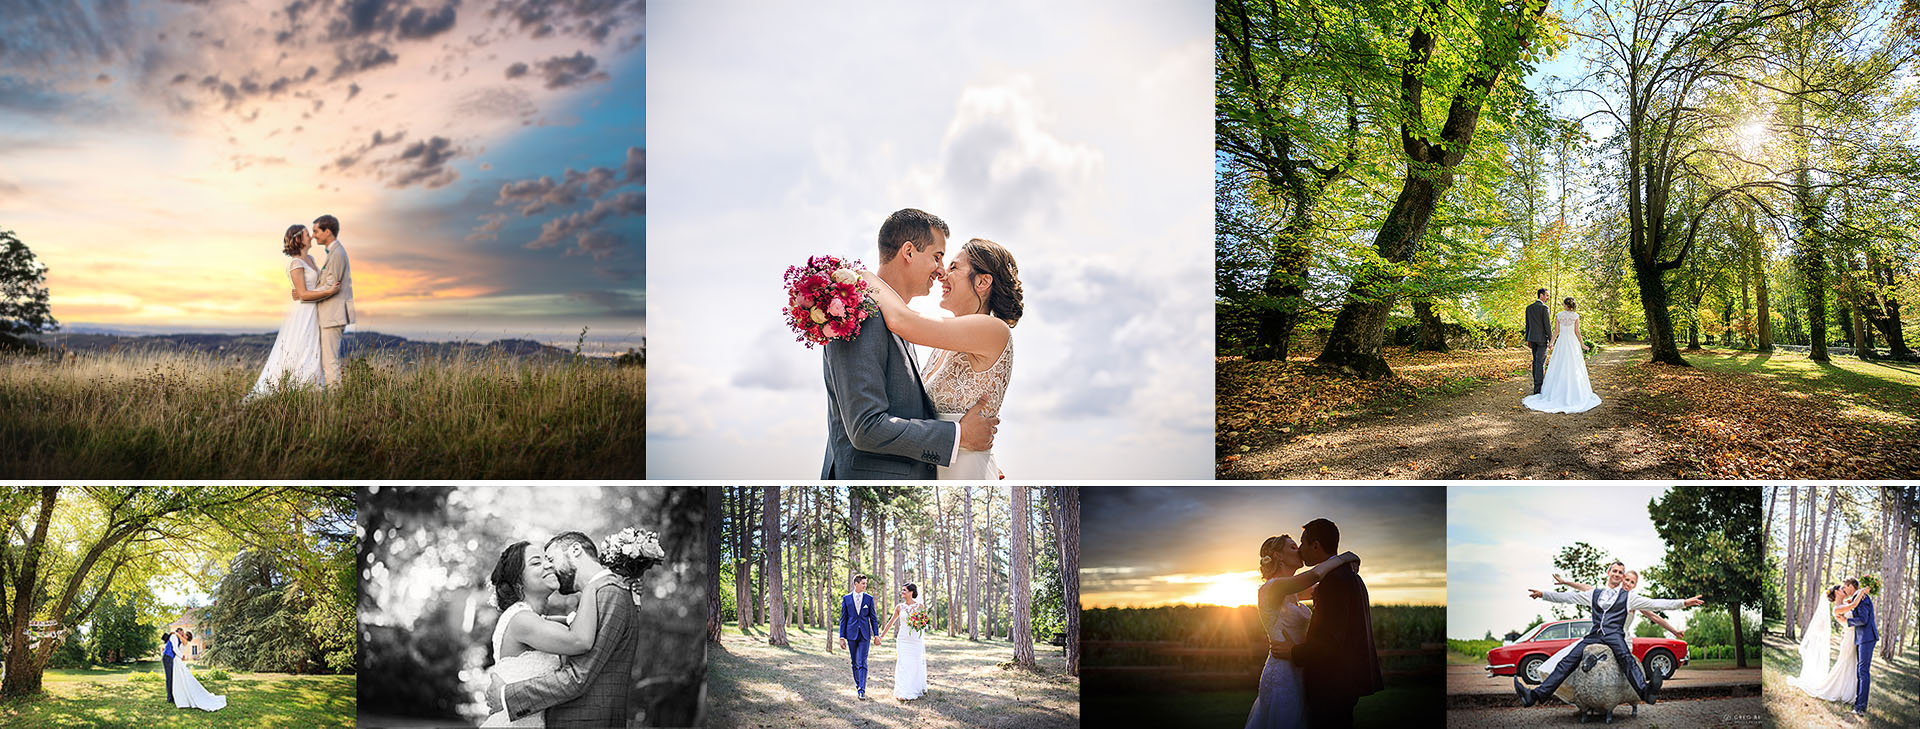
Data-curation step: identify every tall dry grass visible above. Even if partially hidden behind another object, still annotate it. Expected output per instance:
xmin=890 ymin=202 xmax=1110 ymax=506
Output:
xmin=0 ymin=347 xmax=642 ymax=478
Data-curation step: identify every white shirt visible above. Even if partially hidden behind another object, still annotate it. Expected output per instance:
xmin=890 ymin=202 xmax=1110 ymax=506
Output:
xmin=497 ymin=570 xmax=618 ymax=718
xmin=1542 ymin=588 xmax=1686 ymax=613
xmin=871 ymin=276 xmax=961 ymax=466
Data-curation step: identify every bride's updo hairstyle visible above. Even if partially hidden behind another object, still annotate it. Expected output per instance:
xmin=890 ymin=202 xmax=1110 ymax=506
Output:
xmin=1564 ymin=297 xmax=1577 ymax=310
xmin=1827 ymin=584 xmax=1843 ymax=602
xmin=490 ymin=540 xmax=533 ymax=611
xmin=962 ymin=238 xmax=1024 ymax=327
xmin=282 ymin=224 xmax=308 ymax=257
xmin=904 ymin=583 xmax=917 ymax=598
xmin=1258 ymin=535 xmax=1293 ymax=579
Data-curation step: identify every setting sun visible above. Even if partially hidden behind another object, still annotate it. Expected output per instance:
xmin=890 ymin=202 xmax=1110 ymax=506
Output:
xmin=1173 ymin=571 xmax=1263 ymax=607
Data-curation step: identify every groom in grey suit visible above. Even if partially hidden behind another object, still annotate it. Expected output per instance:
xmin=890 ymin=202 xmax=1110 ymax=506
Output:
xmin=821 ymin=208 xmax=996 ymax=479
xmin=1524 ymin=288 xmax=1550 ymax=394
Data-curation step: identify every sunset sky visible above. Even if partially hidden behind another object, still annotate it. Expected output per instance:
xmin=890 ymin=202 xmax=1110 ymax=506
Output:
xmin=1081 ymin=486 xmax=1448 ymax=608
xmin=0 ymin=0 xmax=643 ymax=349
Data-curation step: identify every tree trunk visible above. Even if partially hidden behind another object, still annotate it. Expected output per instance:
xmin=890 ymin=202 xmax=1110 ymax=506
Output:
xmin=1755 ymin=233 xmax=1773 ymax=350
xmin=1785 ymin=484 xmax=1799 ymax=639
xmin=1011 ymin=485 xmax=1034 ymax=668
xmin=1314 ymin=175 xmax=1445 ymax=378
xmin=1247 ymin=210 xmax=1316 ymax=362
xmin=1730 ymin=603 xmax=1748 ymax=669
xmin=1 ymin=488 xmax=58 ymax=698
xmin=965 ymin=486 xmax=978 ymax=641
xmin=1411 ymin=297 xmax=1449 ymax=352
xmin=1060 ymin=486 xmax=1081 ymax=676
xmin=706 ymin=487 xmax=723 ymax=642
xmin=765 ymin=486 xmax=788 ymax=646
xmin=1632 ymin=253 xmax=1689 ymax=365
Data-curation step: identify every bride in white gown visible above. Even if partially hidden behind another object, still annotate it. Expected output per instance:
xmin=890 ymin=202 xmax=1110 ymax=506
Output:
xmin=1523 ymin=298 xmax=1602 ymax=414
xmin=880 ymin=583 xmax=928 ymax=700
xmin=1245 ymin=535 xmax=1360 ymax=729
xmin=1792 ymin=584 xmax=1868 ymax=703
xmin=864 ymin=238 xmax=1022 ymax=480
xmin=168 ymin=631 xmax=226 ymax=711
xmin=481 ymin=540 xmax=603 ymax=728
xmin=247 ymin=224 xmax=340 ymax=401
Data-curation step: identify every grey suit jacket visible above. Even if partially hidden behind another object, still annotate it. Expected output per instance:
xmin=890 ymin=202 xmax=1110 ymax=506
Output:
xmin=1524 ymin=301 xmax=1550 ymax=343
xmin=503 ymin=575 xmax=638 ymax=728
xmin=317 ymin=240 xmax=355 ymax=328
xmin=821 ymin=314 xmax=956 ymax=479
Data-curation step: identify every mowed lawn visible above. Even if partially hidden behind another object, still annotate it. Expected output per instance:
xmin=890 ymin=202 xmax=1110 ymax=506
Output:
xmin=708 ymin=621 xmax=1078 ymax=729
xmin=0 ymin=661 xmax=354 ymax=729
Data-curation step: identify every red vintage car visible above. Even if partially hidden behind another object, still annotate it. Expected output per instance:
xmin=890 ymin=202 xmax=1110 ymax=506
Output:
xmin=1486 ymin=619 xmax=1689 ymax=685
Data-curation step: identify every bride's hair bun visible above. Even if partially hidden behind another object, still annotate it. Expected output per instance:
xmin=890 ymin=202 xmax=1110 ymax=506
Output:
xmin=1563 ymin=297 xmax=1576 ymax=310
xmin=490 ymin=540 xmax=532 ymax=611
xmin=964 ymin=238 xmax=1023 ymax=327
xmin=1827 ymin=584 xmax=1843 ymax=602
xmin=282 ymin=224 xmax=307 ymax=257
xmin=1258 ymin=535 xmax=1292 ymax=578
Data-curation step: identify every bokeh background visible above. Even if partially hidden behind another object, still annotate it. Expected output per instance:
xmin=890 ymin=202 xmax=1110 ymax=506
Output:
xmin=357 ymin=485 xmax=705 ymax=727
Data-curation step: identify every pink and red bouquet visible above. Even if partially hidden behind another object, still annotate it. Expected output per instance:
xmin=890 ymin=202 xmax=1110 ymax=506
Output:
xmin=784 ymin=255 xmax=879 ymax=348
xmin=906 ymin=608 xmax=932 ymax=633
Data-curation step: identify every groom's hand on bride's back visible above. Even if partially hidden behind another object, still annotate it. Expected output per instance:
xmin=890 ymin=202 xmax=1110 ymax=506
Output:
xmin=1267 ymin=640 xmax=1293 ymax=659
xmin=959 ymin=395 xmax=999 ymax=451
xmin=485 ymin=673 xmax=505 ymax=714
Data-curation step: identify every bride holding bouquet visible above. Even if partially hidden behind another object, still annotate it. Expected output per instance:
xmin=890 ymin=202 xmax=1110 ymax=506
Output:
xmin=880 ymin=583 xmax=931 ymax=700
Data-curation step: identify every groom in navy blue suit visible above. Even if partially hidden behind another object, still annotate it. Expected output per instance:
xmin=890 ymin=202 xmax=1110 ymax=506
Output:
xmin=838 ymin=574 xmax=882 ymax=700
xmin=1846 ymin=578 xmax=1877 ymax=716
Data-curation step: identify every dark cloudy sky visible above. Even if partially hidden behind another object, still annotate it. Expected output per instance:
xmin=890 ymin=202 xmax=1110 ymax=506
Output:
xmin=1082 ymin=486 xmax=1447 ymax=607
xmin=0 ymin=0 xmax=644 ymax=348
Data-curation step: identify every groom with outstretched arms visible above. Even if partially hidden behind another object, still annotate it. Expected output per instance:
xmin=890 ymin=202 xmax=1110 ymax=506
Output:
xmin=1515 ymin=560 xmax=1705 ymax=708
xmin=820 ymin=208 xmax=995 ymax=480
xmin=488 ymin=532 xmax=639 ymax=728
xmin=1845 ymin=578 xmax=1876 ymax=717
xmin=838 ymin=574 xmax=882 ymax=700
xmin=1267 ymin=518 xmax=1382 ymax=729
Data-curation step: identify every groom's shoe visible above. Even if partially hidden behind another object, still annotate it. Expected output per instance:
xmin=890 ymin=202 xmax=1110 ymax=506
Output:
xmin=1514 ymin=676 xmax=1536 ymax=707
xmin=1581 ymin=652 xmax=1604 ymax=673
xmin=1642 ymin=671 xmax=1662 ymax=705
xmin=857 ymin=689 xmax=866 ymax=700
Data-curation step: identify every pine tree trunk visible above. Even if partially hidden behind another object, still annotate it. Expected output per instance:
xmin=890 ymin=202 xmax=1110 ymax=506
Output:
xmin=1060 ymin=486 xmax=1081 ymax=675
xmin=965 ymin=486 xmax=978 ymax=641
xmin=1011 ymin=485 xmax=1034 ymax=668
xmin=766 ymin=486 xmax=788 ymax=646
xmin=706 ymin=487 xmax=723 ymax=642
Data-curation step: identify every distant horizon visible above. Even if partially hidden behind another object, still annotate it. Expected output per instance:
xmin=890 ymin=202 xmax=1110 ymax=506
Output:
xmin=39 ymin=320 xmax=645 ymax=349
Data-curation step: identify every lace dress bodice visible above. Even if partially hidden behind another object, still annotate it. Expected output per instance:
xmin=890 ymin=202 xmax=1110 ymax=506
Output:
xmin=923 ymin=339 xmax=1013 ymax=417
xmin=1257 ymin=579 xmax=1312 ymax=646
xmin=484 ymin=603 xmax=561 ymax=728
xmin=896 ymin=601 xmax=926 ymax=643
xmin=1556 ymin=310 xmax=1578 ymax=337
xmin=290 ymin=257 xmax=321 ymax=290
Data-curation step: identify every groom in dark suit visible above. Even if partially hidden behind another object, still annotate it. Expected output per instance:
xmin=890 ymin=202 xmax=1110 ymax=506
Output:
xmin=821 ymin=208 xmax=995 ymax=479
xmin=1272 ymin=518 xmax=1382 ymax=729
xmin=1846 ymin=578 xmax=1877 ymax=716
xmin=839 ymin=574 xmax=882 ymax=699
xmin=160 ymin=629 xmax=176 ymax=704
xmin=1525 ymin=288 xmax=1551 ymax=394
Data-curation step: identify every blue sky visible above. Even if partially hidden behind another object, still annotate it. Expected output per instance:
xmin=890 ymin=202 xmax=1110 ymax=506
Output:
xmin=0 ymin=0 xmax=644 ymax=349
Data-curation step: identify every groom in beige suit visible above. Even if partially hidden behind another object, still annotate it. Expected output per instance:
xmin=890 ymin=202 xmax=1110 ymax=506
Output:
xmin=309 ymin=214 xmax=354 ymax=385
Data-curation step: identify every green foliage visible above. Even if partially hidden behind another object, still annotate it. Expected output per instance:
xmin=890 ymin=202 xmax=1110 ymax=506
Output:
xmin=1448 ymin=638 xmax=1503 ymax=660
xmin=1645 ymin=487 xmax=1764 ymax=617
xmin=87 ymin=592 xmax=158 ymax=665
xmin=46 ymin=633 xmax=89 ymax=669
xmin=128 ymin=670 xmax=162 ymax=683
xmin=1636 ymin=619 xmax=1666 ymax=638
xmin=1549 ymin=541 xmax=1617 ymax=620
xmin=0 ymin=229 xmax=58 ymax=338
xmin=206 ymin=547 xmax=353 ymax=674
xmin=1683 ymin=609 xmax=1761 ymax=648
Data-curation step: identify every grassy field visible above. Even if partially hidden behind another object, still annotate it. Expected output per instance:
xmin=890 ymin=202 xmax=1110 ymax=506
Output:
xmin=707 ymin=621 xmax=1077 ymax=729
xmin=1761 ymin=621 xmax=1916 ymax=729
xmin=0 ymin=349 xmax=642 ymax=478
xmin=0 ymin=661 xmax=354 ymax=729
xmin=1684 ymin=347 xmax=1920 ymax=426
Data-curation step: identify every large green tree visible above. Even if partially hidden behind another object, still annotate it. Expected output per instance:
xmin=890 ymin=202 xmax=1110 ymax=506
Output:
xmin=1646 ymin=487 xmax=1764 ymax=669
xmin=85 ymin=592 xmax=156 ymax=665
xmin=0 ymin=229 xmax=57 ymax=345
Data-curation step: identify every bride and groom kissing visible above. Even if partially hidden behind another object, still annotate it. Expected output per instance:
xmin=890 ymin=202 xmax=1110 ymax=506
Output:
xmin=160 ymin=626 xmax=224 ymax=711
xmin=1246 ymin=518 xmax=1382 ymax=729
xmin=821 ymin=208 xmax=1023 ymax=480
xmin=1790 ymin=578 xmax=1879 ymax=717
xmin=482 ymin=532 xmax=654 ymax=728
xmin=246 ymin=214 xmax=356 ymax=400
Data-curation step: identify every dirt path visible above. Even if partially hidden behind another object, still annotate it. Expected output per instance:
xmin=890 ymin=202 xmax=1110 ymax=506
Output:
xmin=1223 ymin=344 xmax=1674 ymax=480
xmin=706 ymin=623 xmax=1078 ymax=729
xmin=1447 ymin=664 xmax=1760 ymax=702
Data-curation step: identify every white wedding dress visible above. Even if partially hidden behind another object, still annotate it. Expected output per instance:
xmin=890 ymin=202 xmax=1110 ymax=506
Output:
xmin=925 ymin=340 xmax=1012 ymax=480
xmin=1523 ymin=310 xmax=1601 ymax=413
xmin=1245 ymin=579 xmax=1309 ymax=729
xmin=246 ymin=257 xmax=328 ymax=400
xmin=893 ymin=600 xmax=928 ymax=700
xmin=482 ymin=603 xmax=559 ymax=728
xmin=1791 ymin=604 xmax=1858 ymax=704
xmin=169 ymin=636 xmax=226 ymax=711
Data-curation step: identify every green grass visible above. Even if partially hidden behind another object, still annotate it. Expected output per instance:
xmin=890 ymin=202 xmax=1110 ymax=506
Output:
xmin=709 ymin=620 xmax=1077 ymax=729
xmin=0 ymin=349 xmax=643 ymax=478
xmin=1081 ymin=678 xmax=1442 ymax=728
xmin=1761 ymin=620 xmax=1916 ymax=729
xmin=1685 ymin=347 xmax=1920 ymax=428
xmin=0 ymin=660 xmax=354 ymax=729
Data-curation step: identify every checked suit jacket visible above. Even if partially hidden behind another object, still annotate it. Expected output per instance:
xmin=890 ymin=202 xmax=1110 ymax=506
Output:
xmin=503 ymin=573 xmax=639 ymax=727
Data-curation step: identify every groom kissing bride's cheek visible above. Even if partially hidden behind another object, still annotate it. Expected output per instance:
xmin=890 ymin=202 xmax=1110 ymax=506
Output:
xmin=814 ymin=207 xmax=1024 ymax=481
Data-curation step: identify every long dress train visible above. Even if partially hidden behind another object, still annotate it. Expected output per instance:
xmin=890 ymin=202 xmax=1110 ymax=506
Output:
xmin=1523 ymin=310 xmax=1601 ymax=413
xmin=170 ymin=637 xmax=227 ymax=712
xmin=246 ymin=257 xmax=327 ymax=400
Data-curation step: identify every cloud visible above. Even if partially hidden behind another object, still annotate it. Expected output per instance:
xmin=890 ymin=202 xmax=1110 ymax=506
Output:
xmin=528 ymin=51 xmax=608 ymax=90
xmin=396 ymin=3 xmax=459 ymax=39
xmin=505 ymin=61 xmax=529 ymax=78
xmin=382 ymin=135 xmax=461 ymax=188
xmin=329 ymin=43 xmax=399 ymax=80
xmin=490 ymin=0 xmax=643 ymax=43
xmin=471 ymin=146 xmax=644 ymax=257
xmin=565 ymin=289 xmax=644 ymax=316
xmin=936 ymin=78 xmax=1103 ymax=230
xmin=529 ymin=190 xmax=642 ymax=248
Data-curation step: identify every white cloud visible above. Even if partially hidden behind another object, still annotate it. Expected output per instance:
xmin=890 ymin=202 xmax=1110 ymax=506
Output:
xmin=644 ymin=1 xmax=1212 ymax=478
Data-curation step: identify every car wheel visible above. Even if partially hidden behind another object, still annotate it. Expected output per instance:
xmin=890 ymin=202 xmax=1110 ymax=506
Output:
xmin=1644 ymin=650 xmax=1676 ymax=680
xmin=1520 ymin=654 xmax=1547 ymax=685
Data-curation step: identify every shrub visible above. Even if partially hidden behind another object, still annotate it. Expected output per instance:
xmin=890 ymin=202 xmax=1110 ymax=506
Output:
xmin=129 ymin=671 xmax=162 ymax=683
